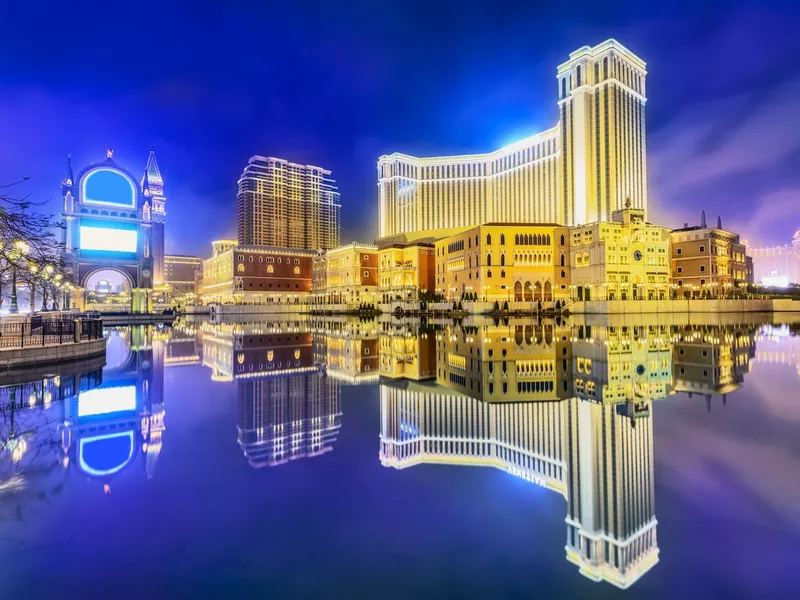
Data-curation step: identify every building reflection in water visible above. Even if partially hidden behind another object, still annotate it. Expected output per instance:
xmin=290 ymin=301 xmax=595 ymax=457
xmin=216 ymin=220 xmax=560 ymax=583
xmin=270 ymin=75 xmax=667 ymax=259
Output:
xmin=379 ymin=315 xmax=758 ymax=589
xmin=60 ymin=327 xmax=166 ymax=489
xmin=0 ymin=325 xmax=170 ymax=500
xmin=199 ymin=320 xmax=341 ymax=468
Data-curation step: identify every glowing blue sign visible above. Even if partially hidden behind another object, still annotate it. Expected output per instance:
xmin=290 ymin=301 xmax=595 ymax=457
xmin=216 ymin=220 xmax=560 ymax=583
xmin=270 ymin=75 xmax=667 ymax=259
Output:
xmin=82 ymin=168 xmax=137 ymax=208
xmin=79 ymin=431 xmax=135 ymax=476
xmin=78 ymin=385 xmax=136 ymax=417
xmin=79 ymin=221 xmax=138 ymax=257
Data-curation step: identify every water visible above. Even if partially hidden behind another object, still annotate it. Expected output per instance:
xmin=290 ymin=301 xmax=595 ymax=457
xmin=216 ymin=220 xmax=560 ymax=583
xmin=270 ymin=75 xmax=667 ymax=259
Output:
xmin=1 ymin=315 xmax=799 ymax=598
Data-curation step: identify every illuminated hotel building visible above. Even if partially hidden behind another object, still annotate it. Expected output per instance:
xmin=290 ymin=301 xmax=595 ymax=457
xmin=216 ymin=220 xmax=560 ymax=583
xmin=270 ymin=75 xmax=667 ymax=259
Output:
xmin=237 ymin=156 xmax=341 ymax=250
xmin=750 ymin=228 xmax=800 ymax=285
xmin=378 ymin=39 xmax=647 ymax=239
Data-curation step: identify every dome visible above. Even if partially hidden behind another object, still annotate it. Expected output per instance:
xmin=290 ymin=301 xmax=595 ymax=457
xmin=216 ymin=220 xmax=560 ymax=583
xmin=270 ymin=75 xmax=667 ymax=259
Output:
xmin=793 ymin=228 xmax=800 ymax=245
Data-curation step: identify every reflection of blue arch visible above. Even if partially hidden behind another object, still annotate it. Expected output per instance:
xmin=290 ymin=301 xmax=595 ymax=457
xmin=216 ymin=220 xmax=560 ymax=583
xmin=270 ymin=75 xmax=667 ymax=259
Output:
xmin=79 ymin=431 xmax=135 ymax=477
xmin=82 ymin=168 xmax=137 ymax=208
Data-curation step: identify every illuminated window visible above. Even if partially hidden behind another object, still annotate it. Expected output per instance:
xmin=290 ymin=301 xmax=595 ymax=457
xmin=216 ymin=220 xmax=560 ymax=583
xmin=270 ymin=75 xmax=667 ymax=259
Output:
xmin=267 ymin=265 xmax=274 ymax=273
xmin=237 ymin=264 xmax=244 ymax=273
xmin=294 ymin=266 xmax=300 ymax=275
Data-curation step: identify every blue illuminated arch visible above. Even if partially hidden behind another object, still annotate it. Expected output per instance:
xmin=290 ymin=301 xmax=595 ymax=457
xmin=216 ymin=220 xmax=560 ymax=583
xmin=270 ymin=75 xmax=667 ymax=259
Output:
xmin=82 ymin=168 xmax=137 ymax=208
xmin=79 ymin=431 xmax=135 ymax=477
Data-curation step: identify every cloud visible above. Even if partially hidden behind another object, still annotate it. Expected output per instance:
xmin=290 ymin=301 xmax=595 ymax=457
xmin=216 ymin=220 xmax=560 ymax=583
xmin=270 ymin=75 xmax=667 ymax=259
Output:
xmin=648 ymin=76 xmax=800 ymax=242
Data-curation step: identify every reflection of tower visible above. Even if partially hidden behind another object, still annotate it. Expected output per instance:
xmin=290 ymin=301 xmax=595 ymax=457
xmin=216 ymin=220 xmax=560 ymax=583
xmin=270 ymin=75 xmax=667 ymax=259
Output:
xmin=60 ymin=326 xmax=166 ymax=488
xmin=565 ymin=399 xmax=657 ymax=589
xmin=379 ymin=316 xmax=664 ymax=590
xmin=237 ymin=373 xmax=340 ymax=467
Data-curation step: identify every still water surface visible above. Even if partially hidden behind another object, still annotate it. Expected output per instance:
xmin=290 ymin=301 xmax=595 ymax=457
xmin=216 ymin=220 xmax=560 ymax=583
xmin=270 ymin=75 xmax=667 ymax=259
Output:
xmin=1 ymin=315 xmax=799 ymax=598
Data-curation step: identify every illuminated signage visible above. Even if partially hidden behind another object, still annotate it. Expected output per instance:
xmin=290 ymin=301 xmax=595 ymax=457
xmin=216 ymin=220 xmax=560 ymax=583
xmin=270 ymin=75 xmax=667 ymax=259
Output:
xmin=79 ymin=222 xmax=138 ymax=255
xmin=78 ymin=385 xmax=137 ymax=417
xmin=82 ymin=168 xmax=137 ymax=208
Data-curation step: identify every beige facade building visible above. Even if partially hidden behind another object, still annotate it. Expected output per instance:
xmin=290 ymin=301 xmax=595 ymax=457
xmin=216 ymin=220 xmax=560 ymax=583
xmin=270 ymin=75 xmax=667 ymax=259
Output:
xmin=378 ymin=39 xmax=647 ymax=238
xmin=670 ymin=213 xmax=750 ymax=297
xmin=434 ymin=223 xmax=571 ymax=302
xmin=569 ymin=204 xmax=669 ymax=301
xmin=377 ymin=242 xmax=436 ymax=304
xmin=312 ymin=243 xmax=379 ymax=306
xmin=237 ymin=156 xmax=340 ymax=250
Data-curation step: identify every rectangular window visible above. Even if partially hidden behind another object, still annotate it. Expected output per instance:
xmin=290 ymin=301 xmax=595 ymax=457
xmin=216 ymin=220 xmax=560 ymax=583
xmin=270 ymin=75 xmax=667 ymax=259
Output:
xmin=700 ymin=265 xmax=706 ymax=272
xmin=699 ymin=245 xmax=705 ymax=253
xmin=677 ymin=266 xmax=683 ymax=274
xmin=677 ymin=248 xmax=682 ymax=256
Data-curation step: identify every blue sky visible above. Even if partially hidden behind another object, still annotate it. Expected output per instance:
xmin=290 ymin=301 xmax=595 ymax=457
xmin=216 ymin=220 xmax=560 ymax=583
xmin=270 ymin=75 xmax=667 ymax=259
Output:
xmin=0 ymin=0 xmax=798 ymax=256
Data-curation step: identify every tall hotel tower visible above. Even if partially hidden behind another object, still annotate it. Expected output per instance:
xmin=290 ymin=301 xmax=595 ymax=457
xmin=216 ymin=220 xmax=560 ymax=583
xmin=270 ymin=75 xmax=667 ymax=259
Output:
xmin=377 ymin=39 xmax=647 ymax=238
xmin=237 ymin=156 xmax=341 ymax=250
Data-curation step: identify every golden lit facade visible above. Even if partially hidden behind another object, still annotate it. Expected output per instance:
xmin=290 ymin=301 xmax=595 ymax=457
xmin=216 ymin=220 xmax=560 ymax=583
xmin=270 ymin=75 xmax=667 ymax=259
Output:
xmin=237 ymin=156 xmax=341 ymax=250
xmin=569 ymin=205 xmax=669 ymax=301
xmin=434 ymin=223 xmax=571 ymax=302
xmin=435 ymin=321 xmax=572 ymax=402
xmin=377 ymin=242 xmax=436 ymax=304
xmin=671 ymin=324 xmax=755 ymax=399
xmin=670 ymin=219 xmax=750 ymax=295
xmin=313 ymin=243 xmax=379 ymax=306
xmin=201 ymin=246 xmax=316 ymax=305
xmin=379 ymin=321 xmax=437 ymax=381
xmin=378 ymin=39 xmax=647 ymax=238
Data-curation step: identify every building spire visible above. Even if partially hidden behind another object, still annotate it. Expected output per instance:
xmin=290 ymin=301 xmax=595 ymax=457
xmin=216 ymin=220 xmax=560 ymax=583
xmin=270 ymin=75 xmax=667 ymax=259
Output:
xmin=65 ymin=154 xmax=74 ymax=184
xmin=701 ymin=210 xmax=707 ymax=228
xmin=142 ymin=145 xmax=163 ymax=187
xmin=717 ymin=216 xmax=722 ymax=229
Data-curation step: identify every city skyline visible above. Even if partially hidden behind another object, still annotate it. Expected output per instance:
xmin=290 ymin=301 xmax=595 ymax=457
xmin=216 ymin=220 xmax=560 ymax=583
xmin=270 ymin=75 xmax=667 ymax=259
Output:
xmin=0 ymin=3 xmax=798 ymax=257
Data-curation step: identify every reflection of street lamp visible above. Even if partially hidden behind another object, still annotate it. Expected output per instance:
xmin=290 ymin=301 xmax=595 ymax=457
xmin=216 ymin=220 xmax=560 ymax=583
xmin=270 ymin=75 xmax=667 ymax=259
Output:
xmin=9 ymin=240 xmax=30 ymax=313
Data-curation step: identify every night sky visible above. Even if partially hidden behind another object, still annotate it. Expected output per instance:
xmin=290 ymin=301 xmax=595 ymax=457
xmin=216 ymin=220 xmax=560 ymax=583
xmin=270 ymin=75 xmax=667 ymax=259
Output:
xmin=1 ymin=0 xmax=799 ymax=257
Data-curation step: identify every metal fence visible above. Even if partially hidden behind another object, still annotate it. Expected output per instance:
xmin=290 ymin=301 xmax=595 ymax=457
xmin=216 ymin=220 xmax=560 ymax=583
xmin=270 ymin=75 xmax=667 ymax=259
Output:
xmin=0 ymin=318 xmax=104 ymax=348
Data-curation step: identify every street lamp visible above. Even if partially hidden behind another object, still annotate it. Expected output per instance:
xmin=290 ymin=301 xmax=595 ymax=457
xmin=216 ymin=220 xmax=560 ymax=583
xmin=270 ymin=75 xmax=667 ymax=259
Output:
xmin=9 ymin=240 xmax=30 ymax=314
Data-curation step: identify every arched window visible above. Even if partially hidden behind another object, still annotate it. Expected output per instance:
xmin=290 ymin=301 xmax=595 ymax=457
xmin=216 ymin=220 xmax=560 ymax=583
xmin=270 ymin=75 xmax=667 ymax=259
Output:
xmin=267 ymin=265 xmax=274 ymax=273
xmin=293 ymin=266 xmax=300 ymax=275
xmin=486 ymin=253 xmax=492 ymax=267
xmin=560 ymin=234 xmax=565 ymax=245
xmin=500 ymin=254 xmax=505 ymax=267
xmin=500 ymin=234 xmax=505 ymax=245
xmin=515 ymin=234 xmax=520 ymax=245
xmin=576 ymin=65 xmax=582 ymax=87
xmin=561 ymin=77 xmax=567 ymax=98
xmin=561 ymin=269 xmax=566 ymax=278
xmin=237 ymin=264 xmax=245 ymax=273
xmin=546 ymin=235 xmax=551 ymax=245
xmin=475 ymin=235 xmax=479 ymax=246
xmin=560 ymin=254 xmax=565 ymax=267
xmin=486 ymin=234 xmax=492 ymax=245
xmin=603 ymin=57 xmax=608 ymax=79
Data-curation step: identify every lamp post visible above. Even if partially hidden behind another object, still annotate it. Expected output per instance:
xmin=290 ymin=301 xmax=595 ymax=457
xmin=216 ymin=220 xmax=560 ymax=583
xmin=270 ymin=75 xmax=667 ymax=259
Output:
xmin=9 ymin=240 xmax=30 ymax=314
